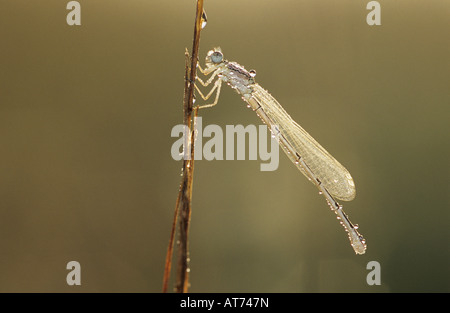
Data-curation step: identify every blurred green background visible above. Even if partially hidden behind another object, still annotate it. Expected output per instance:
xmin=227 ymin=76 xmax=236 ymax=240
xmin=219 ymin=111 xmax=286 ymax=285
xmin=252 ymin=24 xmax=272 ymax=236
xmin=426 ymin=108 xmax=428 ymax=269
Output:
xmin=0 ymin=0 xmax=448 ymax=292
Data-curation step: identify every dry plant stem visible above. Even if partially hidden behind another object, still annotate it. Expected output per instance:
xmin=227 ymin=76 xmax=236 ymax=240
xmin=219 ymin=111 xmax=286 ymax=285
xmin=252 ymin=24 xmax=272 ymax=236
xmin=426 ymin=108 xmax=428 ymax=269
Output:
xmin=162 ymin=0 xmax=204 ymax=293
xmin=161 ymin=53 xmax=191 ymax=294
xmin=161 ymin=181 xmax=181 ymax=293
xmin=175 ymin=107 xmax=198 ymax=293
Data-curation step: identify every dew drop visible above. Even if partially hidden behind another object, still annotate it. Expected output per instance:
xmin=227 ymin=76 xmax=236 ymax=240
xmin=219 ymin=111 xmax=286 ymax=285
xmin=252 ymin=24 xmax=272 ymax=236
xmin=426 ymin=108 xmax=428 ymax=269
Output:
xmin=249 ymin=70 xmax=257 ymax=77
xmin=201 ymin=10 xmax=207 ymax=29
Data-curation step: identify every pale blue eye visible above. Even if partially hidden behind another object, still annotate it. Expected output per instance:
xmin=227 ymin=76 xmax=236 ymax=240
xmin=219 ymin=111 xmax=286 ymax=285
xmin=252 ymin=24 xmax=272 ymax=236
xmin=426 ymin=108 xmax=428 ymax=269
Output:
xmin=211 ymin=52 xmax=223 ymax=63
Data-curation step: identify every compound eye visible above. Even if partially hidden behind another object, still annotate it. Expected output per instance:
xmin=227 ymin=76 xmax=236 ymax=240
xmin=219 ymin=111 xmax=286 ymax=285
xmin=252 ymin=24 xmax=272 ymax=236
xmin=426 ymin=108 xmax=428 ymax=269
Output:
xmin=211 ymin=51 xmax=223 ymax=63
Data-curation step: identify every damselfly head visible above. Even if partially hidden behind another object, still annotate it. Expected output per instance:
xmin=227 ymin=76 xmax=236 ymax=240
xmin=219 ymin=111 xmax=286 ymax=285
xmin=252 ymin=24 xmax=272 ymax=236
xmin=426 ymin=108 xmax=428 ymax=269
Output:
xmin=205 ymin=47 xmax=224 ymax=67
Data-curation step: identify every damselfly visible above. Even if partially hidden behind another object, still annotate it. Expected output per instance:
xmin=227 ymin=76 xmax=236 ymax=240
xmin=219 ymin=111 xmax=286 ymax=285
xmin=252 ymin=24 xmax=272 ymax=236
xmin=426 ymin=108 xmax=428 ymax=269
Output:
xmin=194 ymin=48 xmax=366 ymax=254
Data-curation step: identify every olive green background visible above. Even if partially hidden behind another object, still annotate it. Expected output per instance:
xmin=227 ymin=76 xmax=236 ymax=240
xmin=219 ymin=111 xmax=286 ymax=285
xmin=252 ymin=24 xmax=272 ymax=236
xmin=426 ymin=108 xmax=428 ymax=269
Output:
xmin=0 ymin=0 xmax=448 ymax=292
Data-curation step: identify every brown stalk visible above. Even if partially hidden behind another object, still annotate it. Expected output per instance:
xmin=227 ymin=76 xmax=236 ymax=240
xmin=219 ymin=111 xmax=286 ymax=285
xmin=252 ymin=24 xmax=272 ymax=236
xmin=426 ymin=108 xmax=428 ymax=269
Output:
xmin=162 ymin=0 xmax=204 ymax=293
